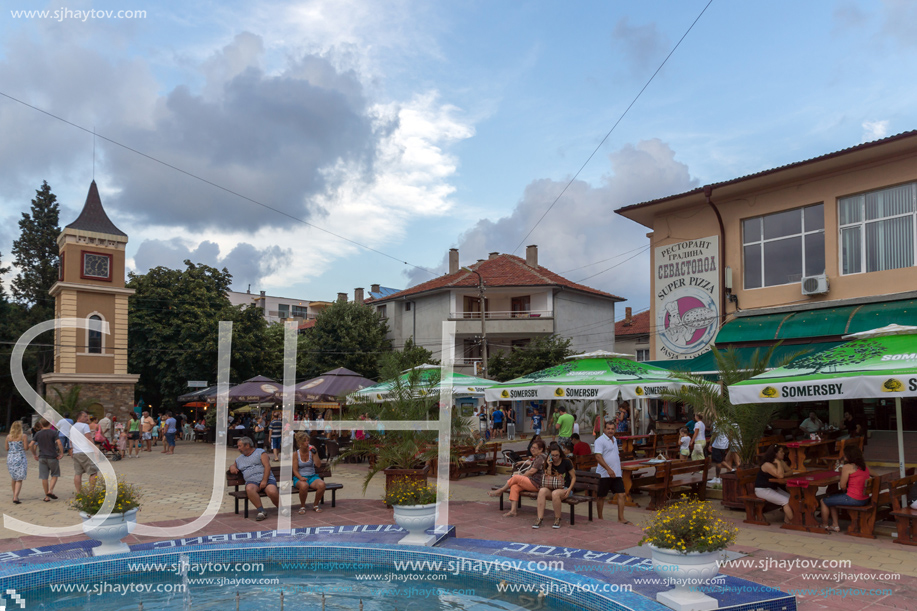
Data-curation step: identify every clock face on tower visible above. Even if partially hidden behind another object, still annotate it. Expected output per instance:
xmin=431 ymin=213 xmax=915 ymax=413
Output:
xmin=82 ymin=252 xmax=111 ymax=280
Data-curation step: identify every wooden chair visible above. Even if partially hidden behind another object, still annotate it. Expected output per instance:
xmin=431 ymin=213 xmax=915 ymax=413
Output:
xmin=889 ymin=473 xmax=917 ymax=546
xmin=819 ymin=437 xmax=864 ymax=467
xmin=735 ymin=467 xmax=772 ymax=526
xmin=572 ymin=453 xmax=598 ymax=470
xmin=642 ymin=457 xmax=710 ymax=509
xmin=755 ymin=436 xmax=783 ymax=461
xmin=836 ymin=476 xmax=881 ymax=538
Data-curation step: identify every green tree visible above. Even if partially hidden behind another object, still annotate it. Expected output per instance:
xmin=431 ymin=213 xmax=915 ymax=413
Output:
xmin=49 ymin=385 xmax=101 ymax=417
xmin=487 ymin=335 xmax=574 ymax=381
xmin=127 ymin=261 xmax=269 ymax=411
xmin=0 ymin=251 xmax=29 ymax=428
xmin=300 ymin=300 xmax=391 ymax=380
xmin=377 ymin=336 xmax=438 ymax=375
xmin=659 ymin=345 xmax=806 ymax=467
xmin=10 ymin=181 xmax=61 ymax=398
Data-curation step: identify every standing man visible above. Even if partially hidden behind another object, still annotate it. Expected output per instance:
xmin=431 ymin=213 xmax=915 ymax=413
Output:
xmin=555 ymin=406 xmax=575 ymax=448
xmin=98 ymin=412 xmax=113 ymax=443
xmin=492 ymin=405 xmax=504 ymax=439
xmin=31 ymin=419 xmax=63 ymax=501
xmin=163 ymin=412 xmax=177 ymax=455
xmin=56 ymin=412 xmax=73 ymax=456
xmin=70 ymin=411 xmax=98 ymax=491
xmin=594 ymin=419 xmax=632 ymax=525
xmin=141 ymin=411 xmax=155 ymax=452
xmin=229 ymin=437 xmax=281 ymax=521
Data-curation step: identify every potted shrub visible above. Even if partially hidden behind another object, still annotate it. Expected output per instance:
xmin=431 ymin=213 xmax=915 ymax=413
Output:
xmin=71 ymin=476 xmax=141 ymax=556
xmin=340 ymin=360 xmax=473 ymax=499
xmin=384 ymin=477 xmax=438 ymax=545
xmin=640 ymin=498 xmax=738 ymax=611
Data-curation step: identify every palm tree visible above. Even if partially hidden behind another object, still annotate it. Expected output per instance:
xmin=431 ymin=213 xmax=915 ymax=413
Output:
xmin=660 ymin=345 xmax=804 ymax=467
xmin=50 ymin=385 xmax=100 ymax=417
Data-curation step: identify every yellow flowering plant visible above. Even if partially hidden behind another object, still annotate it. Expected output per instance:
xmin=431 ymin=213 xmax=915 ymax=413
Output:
xmin=639 ymin=498 xmax=737 ymax=554
xmin=70 ymin=477 xmax=142 ymax=515
xmin=383 ymin=477 xmax=437 ymax=506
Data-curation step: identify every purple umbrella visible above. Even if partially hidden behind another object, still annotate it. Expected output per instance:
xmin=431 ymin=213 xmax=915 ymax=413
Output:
xmin=226 ymin=376 xmax=282 ymax=403
xmin=275 ymin=368 xmax=376 ymax=404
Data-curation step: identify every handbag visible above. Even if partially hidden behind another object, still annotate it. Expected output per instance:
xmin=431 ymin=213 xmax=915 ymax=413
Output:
xmin=541 ymin=473 xmax=565 ymax=490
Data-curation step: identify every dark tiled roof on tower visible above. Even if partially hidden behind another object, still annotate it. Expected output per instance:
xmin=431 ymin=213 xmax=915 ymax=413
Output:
xmin=65 ymin=181 xmax=127 ymax=237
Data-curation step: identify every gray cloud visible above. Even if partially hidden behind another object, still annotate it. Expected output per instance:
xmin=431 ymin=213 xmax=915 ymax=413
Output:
xmin=611 ymin=18 xmax=669 ymax=73
xmin=407 ymin=139 xmax=697 ymax=310
xmin=132 ymin=238 xmax=290 ymax=291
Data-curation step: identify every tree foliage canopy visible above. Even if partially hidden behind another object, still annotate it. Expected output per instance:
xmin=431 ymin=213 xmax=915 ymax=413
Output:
xmin=487 ymin=335 xmax=574 ymax=381
xmin=11 ymin=181 xmax=60 ymax=310
xmin=299 ymin=300 xmax=391 ymax=380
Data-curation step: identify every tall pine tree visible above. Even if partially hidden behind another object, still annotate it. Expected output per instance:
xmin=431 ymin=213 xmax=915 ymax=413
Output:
xmin=11 ymin=181 xmax=61 ymax=397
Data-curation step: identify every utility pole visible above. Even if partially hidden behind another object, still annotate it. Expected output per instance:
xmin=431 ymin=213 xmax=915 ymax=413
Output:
xmin=462 ymin=267 xmax=487 ymax=376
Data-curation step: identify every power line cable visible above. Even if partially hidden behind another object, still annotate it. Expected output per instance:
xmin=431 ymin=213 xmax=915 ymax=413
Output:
xmin=510 ymin=0 xmax=715 ymax=255
xmin=0 ymin=90 xmax=438 ymax=277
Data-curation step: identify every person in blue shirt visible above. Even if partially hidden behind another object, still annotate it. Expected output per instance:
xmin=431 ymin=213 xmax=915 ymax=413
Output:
xmin=531 ymin=410 xmax=543 ymax=435
xmin=492 ymin=407 xmax=504 ymax=439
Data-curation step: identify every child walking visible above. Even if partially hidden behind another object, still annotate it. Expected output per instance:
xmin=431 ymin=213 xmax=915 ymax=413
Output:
xmin=678 ymin=427 xmax=691 ymax=460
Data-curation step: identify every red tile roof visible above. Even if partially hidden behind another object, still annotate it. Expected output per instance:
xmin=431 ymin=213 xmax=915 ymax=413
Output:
xmin=615 ymin=310 xmax=650 ymax=338
xmin=371 ymin=254 xmax=624 ymax=303
xmin=298 ymin=319 xmax=317 ymax=330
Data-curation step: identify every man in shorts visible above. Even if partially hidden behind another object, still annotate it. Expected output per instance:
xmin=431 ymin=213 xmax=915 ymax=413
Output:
xmin=141 ymin=411 xmax=155 ymax=452
xmin=594 ymin=419 xmax=631 ymax=525
xmin=70 ymin=411 xmax=98 ymax=491
xmin=555 ymin=406 xmax=575 ymax=448
xmin=229 ymin=437 xmax=281 ymax=521
xmin=56 ymin=412 xmax=73 ymax=455
xmin=30 ymin=419 xmax=63 ymax=501
xmin=163 ymin=412 xmax=177 ymax=455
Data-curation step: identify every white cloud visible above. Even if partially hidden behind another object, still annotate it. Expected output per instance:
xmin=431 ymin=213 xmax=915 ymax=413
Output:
xmin=862 ymin=120 xmax=889 ymax=142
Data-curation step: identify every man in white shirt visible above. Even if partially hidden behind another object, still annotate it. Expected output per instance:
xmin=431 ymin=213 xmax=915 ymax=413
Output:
xmin=594 ymin=420 xmax=632 ymax=525
xmin=70 ymin=411 xmax=99 ymax=491
xmin=98 ymin=413 xmax=113 ymax=441
xmin=799 ymin=412 xmax=824 ymax=435
xmin=710 ymin=427 xmax=739 ymax=481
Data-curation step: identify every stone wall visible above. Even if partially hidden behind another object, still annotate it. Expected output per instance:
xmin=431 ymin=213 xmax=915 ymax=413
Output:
xmin=45 ymin=382 xmax=136 ymax=421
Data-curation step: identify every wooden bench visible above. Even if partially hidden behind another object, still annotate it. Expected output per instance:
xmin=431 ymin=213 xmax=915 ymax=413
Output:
xmin=227 ymin=464 xmax=343 ymax=519
xmin=642 ymin=457 xmax=710 ymax=510
xmin=889 ymin=473 xmax=917 ymax=546
xmin=572 ymin=453 xmax=598 ymax=470
xmin=754 ymin=436 xmax=783 ymax=461
xmin=658 ymin=434 xmax=681 ymax=459
xmin=449 ymin=444 xmax=499 ymax=480
xmin=818 ymin=437 xmax=864 ymax=467
xmin=490 ymin=470 xmax=598 ymax=525
xmin=835 ymin=476 xmax=881 ymax=538
xmin=735 ymin=467 xmax=776 ymax=526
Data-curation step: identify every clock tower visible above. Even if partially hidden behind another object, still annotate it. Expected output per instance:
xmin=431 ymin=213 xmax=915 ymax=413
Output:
xmin=43 ymin=181 xmax=138 ymax=419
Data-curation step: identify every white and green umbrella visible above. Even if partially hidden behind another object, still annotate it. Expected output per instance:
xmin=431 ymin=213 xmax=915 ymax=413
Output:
xmin=728 ymin=324 xmax=917 ymax=476
xmin=351 ymin=365 xmax=497 ymax=403
xmin=484 ymin=351 xmax=690 ymax=402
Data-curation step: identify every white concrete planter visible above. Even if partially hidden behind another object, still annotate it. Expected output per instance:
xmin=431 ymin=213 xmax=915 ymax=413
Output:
xmin=648 ymin=544 xmax=724 ymax=611
xmin=392 ymin=503 xmax=437 ymax=546
xmin=80 ymin=508 xmax=139 ymax=556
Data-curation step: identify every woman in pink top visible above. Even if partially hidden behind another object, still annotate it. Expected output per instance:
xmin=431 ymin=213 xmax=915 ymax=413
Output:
xmin=819 ymin=446 xmax=870 ymax=532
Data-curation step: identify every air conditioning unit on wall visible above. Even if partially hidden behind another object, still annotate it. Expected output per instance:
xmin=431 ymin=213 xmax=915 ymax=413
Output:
xmin=801 ymin=274 xmax=829 ymax=296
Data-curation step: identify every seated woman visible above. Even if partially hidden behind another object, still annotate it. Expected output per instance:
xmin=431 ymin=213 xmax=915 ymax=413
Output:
xmin=526 ymin=434 xmax=543 ymax=456
xmin=465 ymin=430 xmax=486 ymax=462
xmin=488 ymin=439 xmax=547 ymax=517
xmin=754 ymin=444 xmax=793 ymax=524
xmin=534 ymin=442 xmax=576 ymax=529
xmin=292 ymin=432 xmax=326 ymax=513
xmin=820 ymin=446 xmax=870 ymax=532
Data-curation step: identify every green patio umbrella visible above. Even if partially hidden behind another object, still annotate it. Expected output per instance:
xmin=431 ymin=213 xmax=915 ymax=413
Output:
xmin=351 ymin=365 xmax=497 ymax=403
xmin=728 ymin=324 xmax=916 ymax=476
xmin=483 ymin=350 xmax=691 ymax=402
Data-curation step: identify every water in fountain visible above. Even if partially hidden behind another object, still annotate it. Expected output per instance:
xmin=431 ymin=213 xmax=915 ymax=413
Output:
xmin=179 ymin=553 xmax=192 ymax=610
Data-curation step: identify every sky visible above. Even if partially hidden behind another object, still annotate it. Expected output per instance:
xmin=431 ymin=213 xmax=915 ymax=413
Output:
xmin=1 ymin=0 xmax=916 ymax=318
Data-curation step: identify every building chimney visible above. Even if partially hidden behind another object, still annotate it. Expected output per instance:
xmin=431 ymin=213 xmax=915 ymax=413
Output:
xmin=488 ymin=252 xmax=499 ymax=259
xmin=354 ymin=287 xmax=364 ymax=304
xmin=371 ymin=283 xmax=380 ymax=294
xmin=526 ymin=245 xmax=538 ymax=268
xmin=337 ymin=292 xmax=347 ymax=302
xmin=448 ymin=248 xmax=459 ymax=274
xmin=476 ymin=259 xmax=485 ymax=264
xmin=624 ymin=307 xmax=632 ymax=325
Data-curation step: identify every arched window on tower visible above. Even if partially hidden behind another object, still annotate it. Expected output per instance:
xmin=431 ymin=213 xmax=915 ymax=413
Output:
xmin=88 ymin=315 xmax=103 ymax=354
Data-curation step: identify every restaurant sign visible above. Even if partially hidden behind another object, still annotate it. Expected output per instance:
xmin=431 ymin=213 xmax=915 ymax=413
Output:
xmin=654 ymin=236 xmax=720 ymax=360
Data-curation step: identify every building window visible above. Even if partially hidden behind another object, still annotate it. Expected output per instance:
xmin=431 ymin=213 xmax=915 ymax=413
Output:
xmin=376 ymin=305 xmax=387 ymax=318
xmin=839 ymin=182 xmax=917 ymax=275
xmin=81 ymin=251 xmax=112 ymax=280
xmin=277 ymin=304 xmax=290 ymax=318
xmin=742 ymin=203 xmax=824 ymax=289
xmin=291 ymin=305 xmax=308 ymax=318
xmin=87 ymin=315 xmax=103 ymax=354
xmin=636 ymin=349 xmax=650 ymax=362
xmin=405 ymin=302 xmax=411 ymax=311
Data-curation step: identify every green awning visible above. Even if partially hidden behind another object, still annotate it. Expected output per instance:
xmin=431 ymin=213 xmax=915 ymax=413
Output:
xmin=715 ymin=298 xmax=917 ymax=344
xmin=647 ymin=342 xmax=843 ymax=376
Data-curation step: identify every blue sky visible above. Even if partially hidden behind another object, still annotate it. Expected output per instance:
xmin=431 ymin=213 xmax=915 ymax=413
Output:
xmin=1 ymin=0 xmax=916 ymax=316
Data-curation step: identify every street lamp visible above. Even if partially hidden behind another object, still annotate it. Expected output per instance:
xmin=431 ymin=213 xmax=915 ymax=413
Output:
xmin=461 ymin=266 xmax=487 ymax=376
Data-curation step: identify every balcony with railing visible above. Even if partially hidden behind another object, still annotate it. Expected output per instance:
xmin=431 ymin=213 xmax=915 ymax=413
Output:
xmin=448 ymin=310 xmax=554 ymax=334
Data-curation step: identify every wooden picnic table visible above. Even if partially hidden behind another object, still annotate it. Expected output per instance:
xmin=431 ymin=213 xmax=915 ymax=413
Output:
xmin=771 ymin=469 xmax=839 ymax=533
xmin=616 ymin=434 xmax=653 ymax=458
xmin=620 ymin=458 xmax=665 ymax=508
xmin=784 ymin=439 xmax=835 ymax=472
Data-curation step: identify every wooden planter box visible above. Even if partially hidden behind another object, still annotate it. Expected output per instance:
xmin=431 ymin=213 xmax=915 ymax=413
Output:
xmin=720 ymin=470 xmax=744 ymax=509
